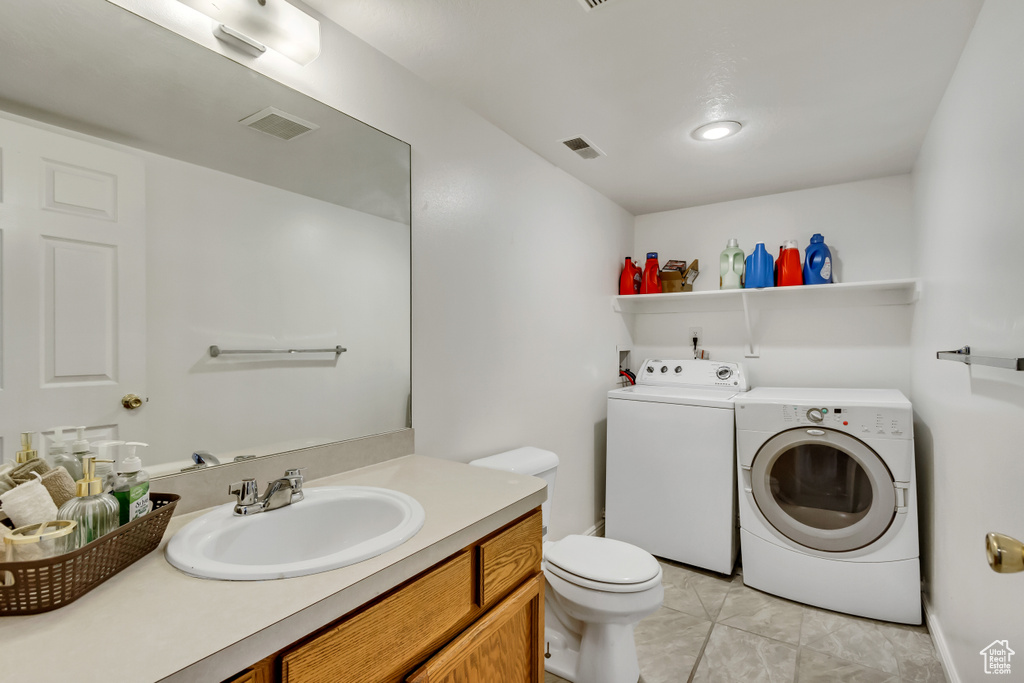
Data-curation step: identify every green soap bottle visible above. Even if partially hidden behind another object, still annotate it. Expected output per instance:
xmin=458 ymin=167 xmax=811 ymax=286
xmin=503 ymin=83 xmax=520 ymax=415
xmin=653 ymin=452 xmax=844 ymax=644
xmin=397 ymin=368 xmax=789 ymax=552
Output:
xmin=114 ymin=442 xmax=150 ymax=525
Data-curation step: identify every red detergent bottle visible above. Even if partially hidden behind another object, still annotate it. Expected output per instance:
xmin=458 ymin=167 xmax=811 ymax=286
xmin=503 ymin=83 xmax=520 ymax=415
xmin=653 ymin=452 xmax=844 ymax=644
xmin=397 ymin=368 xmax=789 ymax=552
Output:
xmin=619 ymin=257 xmax=641 ymax=295
xmin=640 ymin=252 xmax=662 ymax=294
xmin=777 ymin=240 xmax=804 ymax=286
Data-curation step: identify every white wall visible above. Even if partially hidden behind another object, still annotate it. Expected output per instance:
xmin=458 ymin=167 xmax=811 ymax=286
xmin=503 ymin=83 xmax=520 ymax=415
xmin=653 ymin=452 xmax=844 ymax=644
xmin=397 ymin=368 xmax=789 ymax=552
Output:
xmin=111 ymin=0 xmax=634 ymax=539
xmin=910 ymin=0 xmax=1024 ymax=678
xmin=144 ymin=154 xmax=410 ymax=465
xmin=632 ymin=176 xmax=916 ymax=392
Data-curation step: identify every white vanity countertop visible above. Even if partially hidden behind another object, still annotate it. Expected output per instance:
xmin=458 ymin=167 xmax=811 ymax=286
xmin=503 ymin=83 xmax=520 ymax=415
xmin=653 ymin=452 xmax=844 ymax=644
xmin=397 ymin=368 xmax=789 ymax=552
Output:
xmin=0 ymin=455 xmax=546 ymax=683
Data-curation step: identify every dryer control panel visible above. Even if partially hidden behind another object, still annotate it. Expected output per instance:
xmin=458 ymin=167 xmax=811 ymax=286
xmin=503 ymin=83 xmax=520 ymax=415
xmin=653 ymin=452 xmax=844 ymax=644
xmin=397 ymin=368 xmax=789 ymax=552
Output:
xmin=637 ymin=359 xmax=748 ymax=390
xmin=778 ymin=404 xmax=910 ymax=439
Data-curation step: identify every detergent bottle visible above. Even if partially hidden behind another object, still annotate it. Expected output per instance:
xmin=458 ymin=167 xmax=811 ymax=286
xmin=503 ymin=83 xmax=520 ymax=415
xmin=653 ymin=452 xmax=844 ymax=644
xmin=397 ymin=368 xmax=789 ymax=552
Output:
xmin=744 ymin=242 xmax=774 ymax=288
xmin=777 ymin=240 xmax=804 ymax=286
xmin=719 ymin=239 xmax=744 ymax=290
xmin=640 ymin=252 xmax=662 ymax=294
xmin=803 ymin=234 xmax=833 ymax=285
xmin=619 ymin=257 xmax=641 ymax=295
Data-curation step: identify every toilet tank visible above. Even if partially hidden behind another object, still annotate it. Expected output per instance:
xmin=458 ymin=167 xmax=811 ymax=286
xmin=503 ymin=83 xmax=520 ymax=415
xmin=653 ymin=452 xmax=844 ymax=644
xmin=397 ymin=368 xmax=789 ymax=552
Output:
xmin=469 ymin=447 xmax=558 ymax=534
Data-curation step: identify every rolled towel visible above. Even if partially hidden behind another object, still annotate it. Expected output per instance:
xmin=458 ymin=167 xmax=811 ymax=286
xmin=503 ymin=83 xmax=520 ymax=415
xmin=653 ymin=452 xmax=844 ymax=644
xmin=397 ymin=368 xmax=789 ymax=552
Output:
xmin=10 ymin=458 xmax=51 ymax=484
xmin=0 ymin=477 xmax=58 ymax=528
xmin=0 ymin=461 xmax=15 ymax=477
xmin=0 ymin=473 xmax=16 ymax=496
xmin=40 ymin=468 xmax=77 ymax=509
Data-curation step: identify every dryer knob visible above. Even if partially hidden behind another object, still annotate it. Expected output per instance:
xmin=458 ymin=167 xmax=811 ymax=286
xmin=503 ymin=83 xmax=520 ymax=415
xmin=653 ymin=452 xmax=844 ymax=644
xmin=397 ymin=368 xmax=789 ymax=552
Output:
xmin=675 ymin=366 xmax=682 ymax=373
xmin=660 ymin=365 xmax=668 ymax=373
xmin=806 ymin=408 xmax=824 ymax=423
xmin=646 ymin=366 xmax=654 ymax=373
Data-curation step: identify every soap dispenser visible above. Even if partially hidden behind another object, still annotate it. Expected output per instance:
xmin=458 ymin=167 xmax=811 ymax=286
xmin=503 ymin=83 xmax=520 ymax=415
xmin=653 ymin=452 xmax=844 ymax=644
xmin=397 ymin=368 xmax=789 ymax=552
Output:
xmin=70 ymin=426 xmax=91 ymax=481
xmin=15 ymin=432 xmax=39 ymax=464
xmin=93 ymin=441 xmax=124 ymax=493
xmin=48 ymin=426 xmax=80 ymax=479
xmin=113 ymin=442 xmax=150 ymax=524
xmin=56 ymin=455 xmax=119 ymax=550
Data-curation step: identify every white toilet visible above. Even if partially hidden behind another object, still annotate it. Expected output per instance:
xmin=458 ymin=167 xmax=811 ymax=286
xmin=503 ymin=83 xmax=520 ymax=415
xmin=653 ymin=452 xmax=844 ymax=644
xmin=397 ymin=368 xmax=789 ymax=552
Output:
xmin=470 ymin=447 xmax=663 ymax=683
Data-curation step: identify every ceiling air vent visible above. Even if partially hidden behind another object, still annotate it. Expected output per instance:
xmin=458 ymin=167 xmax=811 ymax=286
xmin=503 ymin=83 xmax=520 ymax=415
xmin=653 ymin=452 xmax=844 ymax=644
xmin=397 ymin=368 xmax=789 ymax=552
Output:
xmin=577 ymin=0 xmax=618 ymax=11
xmin=238 ymin=107 xmax=319 ymax=141
xmin=560 ymin=135 xmax=606 ymax=160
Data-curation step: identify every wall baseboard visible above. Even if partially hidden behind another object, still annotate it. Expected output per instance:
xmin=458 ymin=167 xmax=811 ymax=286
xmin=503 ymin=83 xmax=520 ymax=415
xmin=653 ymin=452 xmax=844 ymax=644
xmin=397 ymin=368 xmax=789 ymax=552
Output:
xmin=923 ymin=594 xmax=958 ymax=683
xmin=582 ymin=520 xmax=605 ymax=537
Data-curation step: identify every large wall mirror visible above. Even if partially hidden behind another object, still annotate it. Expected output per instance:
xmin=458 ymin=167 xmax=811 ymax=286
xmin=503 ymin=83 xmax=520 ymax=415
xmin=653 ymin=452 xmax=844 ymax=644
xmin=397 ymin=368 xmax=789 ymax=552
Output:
xmin=0 ymin=1 xmax=411 ymax=475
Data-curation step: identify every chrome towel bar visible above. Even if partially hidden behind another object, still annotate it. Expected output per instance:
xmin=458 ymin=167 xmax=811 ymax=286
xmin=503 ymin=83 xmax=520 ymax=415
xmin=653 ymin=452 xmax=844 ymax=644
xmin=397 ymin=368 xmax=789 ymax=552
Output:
xmin=209 ymin=345 xmax=346 ymax=358
xmin=936 ymin=346 xmax=1023 ymax=371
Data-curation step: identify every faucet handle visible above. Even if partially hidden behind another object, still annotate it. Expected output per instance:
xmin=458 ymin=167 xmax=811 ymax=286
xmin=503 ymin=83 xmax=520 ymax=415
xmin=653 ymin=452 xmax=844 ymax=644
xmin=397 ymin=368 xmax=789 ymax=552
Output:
xmin=228 ymin=478 xmax=259 ymax=505
xmin=283 ymin=468 xmax=305 ymax=502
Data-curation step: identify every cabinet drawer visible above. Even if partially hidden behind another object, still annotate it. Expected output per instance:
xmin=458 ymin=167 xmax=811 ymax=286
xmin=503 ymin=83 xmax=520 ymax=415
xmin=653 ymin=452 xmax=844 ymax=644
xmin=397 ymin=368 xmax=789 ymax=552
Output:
xmin=281 ymin=550 xmax=476 ymax=683
xmin=478 ymin=510 xmax=542 ymax=608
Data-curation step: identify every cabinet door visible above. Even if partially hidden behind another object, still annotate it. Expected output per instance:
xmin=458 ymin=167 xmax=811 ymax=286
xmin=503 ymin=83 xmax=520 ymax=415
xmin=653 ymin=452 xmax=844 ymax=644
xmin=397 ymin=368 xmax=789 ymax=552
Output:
xmin=406 ymin=573 xmax=544 ymax=683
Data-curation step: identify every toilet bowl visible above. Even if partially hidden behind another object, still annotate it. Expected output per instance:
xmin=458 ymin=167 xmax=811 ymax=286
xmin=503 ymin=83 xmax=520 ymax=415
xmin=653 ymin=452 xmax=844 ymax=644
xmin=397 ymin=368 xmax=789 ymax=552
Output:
xmin=469 ymin=448 xmax=664 ymax=683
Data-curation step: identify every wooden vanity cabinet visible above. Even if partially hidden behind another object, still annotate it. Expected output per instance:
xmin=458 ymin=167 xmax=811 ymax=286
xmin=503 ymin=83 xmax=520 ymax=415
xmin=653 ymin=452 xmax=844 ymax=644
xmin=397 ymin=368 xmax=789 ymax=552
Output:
xmin=229 ymin=508 xmax=543 ymax=683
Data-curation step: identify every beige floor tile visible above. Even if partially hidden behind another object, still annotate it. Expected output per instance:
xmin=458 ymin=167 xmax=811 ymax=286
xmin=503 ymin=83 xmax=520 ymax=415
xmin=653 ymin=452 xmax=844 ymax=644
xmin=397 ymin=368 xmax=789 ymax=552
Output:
xmin=635 ymin=607 xmax=713 ymax=683
xmin=801 ymin=620 xmax=901 ymax=676
xmin=716 ymin=584 xmax=805 ymax=645
xmin=658 ymin=559 xmax=734 ymax=621
xmin=692 ymin=624 xmax=798 ymax=683
xmin=543 ymin=671 xmax=570 ymax=683
xmin=796 ymin=649 xmax=899 ymax=683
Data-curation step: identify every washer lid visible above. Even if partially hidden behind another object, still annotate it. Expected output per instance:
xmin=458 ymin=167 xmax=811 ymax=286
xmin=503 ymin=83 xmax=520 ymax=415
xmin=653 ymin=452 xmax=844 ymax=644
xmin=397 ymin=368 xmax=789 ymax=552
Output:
xmin=608 ymin=385 xmax=739 ymax=408
xmin=544 ymin=535 xmax=660 ymax=584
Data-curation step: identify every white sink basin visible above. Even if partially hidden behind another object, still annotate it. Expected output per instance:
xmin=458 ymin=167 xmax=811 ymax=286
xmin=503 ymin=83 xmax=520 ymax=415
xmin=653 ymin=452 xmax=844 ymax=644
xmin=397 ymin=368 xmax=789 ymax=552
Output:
xmin=165 ymin=486 xmax=426 ymax=580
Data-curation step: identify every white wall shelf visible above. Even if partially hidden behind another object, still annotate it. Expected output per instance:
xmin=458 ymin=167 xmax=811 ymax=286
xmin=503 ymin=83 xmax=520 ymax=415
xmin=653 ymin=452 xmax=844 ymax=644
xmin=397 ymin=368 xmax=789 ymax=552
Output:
xmin=612 ymin=278 xmax=919 ymax=358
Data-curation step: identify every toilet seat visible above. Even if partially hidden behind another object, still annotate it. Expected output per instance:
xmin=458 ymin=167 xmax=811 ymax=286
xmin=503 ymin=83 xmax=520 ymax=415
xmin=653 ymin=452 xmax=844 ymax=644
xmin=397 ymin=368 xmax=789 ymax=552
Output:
xmin=544 ymin=535 xmax=662 ymax=593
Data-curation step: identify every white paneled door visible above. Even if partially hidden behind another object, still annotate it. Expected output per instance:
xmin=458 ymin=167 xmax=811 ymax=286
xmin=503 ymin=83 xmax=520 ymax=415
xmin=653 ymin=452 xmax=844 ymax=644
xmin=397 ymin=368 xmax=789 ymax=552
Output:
xmin=0 ymin=115 xmax=145 ymax=463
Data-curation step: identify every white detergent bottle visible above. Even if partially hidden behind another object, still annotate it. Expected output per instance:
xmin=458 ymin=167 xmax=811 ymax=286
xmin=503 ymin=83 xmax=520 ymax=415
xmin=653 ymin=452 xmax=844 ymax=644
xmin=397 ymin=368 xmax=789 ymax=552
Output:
xmin=93 ymin=441 xmax=124 ymax=493
xmin=114 ymin=442 xmax=150 ymax=525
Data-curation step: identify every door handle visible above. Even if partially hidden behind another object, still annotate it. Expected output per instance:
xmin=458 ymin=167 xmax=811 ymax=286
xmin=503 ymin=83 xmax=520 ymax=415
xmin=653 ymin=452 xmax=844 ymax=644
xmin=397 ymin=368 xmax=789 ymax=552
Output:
xmin=986 ymin=532 xmax=1024 ymax=573
xmin=122 ymin=393 xmax=144 ymax=410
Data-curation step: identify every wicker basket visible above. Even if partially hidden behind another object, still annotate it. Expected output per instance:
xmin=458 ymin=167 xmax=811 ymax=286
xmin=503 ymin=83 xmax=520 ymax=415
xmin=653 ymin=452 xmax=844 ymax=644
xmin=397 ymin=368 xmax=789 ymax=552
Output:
xmin=0 ymin=493 xmax=179 ymax=615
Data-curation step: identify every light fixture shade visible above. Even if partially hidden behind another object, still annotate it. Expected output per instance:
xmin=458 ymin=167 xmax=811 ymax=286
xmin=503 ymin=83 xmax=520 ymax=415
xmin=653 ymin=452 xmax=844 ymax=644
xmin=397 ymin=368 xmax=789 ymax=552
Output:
xmin=692 ymin=120 xmax=743 ymax=141
xmin=177 ymin=0 xmax=320 ymax=65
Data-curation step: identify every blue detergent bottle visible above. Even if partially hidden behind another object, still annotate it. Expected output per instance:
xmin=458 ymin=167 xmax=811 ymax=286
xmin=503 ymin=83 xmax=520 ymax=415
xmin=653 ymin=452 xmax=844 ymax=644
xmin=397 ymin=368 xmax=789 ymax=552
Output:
xmin=744 ymin=242 xmax=774 ymax=288
xmin=803 ymin=233 xmax=833 ymax=284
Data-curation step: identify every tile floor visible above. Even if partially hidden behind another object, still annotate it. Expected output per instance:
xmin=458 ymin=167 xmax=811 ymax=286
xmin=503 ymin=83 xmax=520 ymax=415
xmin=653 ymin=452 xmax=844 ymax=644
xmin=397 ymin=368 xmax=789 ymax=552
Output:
xmin=543 ymin=559 xmax=945 ymax=683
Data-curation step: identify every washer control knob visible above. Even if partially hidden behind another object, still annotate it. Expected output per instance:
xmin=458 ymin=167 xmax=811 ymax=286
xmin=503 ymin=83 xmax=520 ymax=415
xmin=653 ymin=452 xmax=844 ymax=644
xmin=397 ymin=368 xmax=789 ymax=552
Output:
xmin=646 ymin=366 xmax=654 ymax=373
xmin=660 ymin=365 xmax=668 ymax=373
xmin=806 ymin=408 xmax=824 ymax=423
xmin=716 ymin=366 xmax=733 ymax=380
xmin=675 ymin=366 xmax=683 ymax=373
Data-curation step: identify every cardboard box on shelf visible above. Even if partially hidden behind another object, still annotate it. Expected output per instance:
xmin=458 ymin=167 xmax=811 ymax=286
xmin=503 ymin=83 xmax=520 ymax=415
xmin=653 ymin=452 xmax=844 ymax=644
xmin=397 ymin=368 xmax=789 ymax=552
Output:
xmin=660 ymin=259 xmax=699 ymax=292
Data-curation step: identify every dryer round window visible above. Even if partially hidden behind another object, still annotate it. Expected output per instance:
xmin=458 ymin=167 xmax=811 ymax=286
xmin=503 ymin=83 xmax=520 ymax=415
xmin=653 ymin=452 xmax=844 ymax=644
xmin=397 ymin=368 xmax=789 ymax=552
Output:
xmin=749 ymin=427 xmax=897 ymax=553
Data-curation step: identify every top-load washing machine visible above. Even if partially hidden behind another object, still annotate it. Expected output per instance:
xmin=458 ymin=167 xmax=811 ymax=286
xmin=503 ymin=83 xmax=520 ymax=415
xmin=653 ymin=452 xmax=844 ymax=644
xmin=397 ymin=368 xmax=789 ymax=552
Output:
xmin=735 ymin=387 xmax=920 ymax=624
xmin=606 ymin=359 xmax=748 ymax=575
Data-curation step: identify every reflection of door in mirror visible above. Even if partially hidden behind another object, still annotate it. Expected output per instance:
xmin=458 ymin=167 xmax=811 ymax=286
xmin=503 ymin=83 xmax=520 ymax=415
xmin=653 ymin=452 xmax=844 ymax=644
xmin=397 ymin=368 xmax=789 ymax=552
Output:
xmin=0 ymin=116 xmax=147 ymax=461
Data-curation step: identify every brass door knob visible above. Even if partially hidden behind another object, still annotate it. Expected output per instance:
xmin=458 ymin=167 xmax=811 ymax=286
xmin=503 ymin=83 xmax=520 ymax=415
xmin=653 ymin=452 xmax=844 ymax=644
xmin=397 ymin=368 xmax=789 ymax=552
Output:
xmin=986 ymin=532 xmax=1024 ymax=573
xmin=121 ymin=394 xmax=144 ymax=410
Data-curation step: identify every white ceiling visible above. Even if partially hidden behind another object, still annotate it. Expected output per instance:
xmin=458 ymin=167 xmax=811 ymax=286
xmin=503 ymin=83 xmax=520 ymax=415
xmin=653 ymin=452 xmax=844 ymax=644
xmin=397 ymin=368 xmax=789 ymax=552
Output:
xmin=306 ymin=0 xmax=983 ymax=215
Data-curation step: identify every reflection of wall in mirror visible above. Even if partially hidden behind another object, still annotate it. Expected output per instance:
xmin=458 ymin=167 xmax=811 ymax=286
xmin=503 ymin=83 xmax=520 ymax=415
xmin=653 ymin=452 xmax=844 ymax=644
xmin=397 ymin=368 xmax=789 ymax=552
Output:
xmin=144 ymin=150 xmax=411 ymax=469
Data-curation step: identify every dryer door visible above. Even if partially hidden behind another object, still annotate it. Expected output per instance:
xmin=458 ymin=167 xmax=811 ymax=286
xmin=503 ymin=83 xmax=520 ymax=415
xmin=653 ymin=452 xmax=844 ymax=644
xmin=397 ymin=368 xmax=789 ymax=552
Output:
xmin=749 ymin=427 xmax=896 ymax=552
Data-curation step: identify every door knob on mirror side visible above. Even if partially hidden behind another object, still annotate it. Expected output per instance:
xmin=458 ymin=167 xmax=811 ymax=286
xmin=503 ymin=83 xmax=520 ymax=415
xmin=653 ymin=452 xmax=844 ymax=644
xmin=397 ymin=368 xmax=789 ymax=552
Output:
xmin=986 ymin=532 xmax=1024 ymax=573
xmin=122 ymin=393 xmax=144 ymax=409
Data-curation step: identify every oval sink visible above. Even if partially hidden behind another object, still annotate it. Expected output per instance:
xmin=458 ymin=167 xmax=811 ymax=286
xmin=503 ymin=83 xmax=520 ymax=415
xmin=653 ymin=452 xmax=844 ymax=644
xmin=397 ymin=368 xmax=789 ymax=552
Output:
xmin=166 ymin=486 xmax=425 ymax=580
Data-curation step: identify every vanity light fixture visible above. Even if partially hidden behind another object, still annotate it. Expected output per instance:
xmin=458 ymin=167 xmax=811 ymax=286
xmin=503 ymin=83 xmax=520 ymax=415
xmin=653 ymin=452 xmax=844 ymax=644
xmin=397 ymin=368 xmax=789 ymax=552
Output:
xmin=176 ymin=0 xmax=321 ymax=65
xmin=691 ymin=120 xmax=743 ymax=141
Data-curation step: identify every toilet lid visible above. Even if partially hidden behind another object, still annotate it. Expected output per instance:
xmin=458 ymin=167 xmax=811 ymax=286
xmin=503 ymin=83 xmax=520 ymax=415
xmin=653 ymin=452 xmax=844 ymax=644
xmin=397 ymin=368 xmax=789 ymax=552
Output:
xmin=544 ymin=535 xmax=660 ymax=585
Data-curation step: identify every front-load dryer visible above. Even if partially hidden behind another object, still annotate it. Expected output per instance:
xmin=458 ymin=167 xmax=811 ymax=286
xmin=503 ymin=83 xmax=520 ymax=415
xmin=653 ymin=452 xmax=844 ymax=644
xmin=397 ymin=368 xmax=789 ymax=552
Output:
xmin=734 ymin=388 xmax=920 ymax=624
xmin=606 ymin=359 xmax=748 ymax=575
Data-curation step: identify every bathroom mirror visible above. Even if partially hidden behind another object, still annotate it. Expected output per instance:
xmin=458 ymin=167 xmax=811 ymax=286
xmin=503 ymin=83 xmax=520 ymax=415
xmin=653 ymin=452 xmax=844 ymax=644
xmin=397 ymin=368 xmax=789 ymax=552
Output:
xmin=0 ymin=1 xmax=411 ymax=473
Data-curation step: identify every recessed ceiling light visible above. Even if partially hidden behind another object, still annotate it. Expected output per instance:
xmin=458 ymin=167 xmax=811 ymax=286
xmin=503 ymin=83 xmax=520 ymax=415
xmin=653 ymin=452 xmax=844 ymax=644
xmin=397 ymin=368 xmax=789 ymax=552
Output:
xmin=692 ymin=121 xmax=742 ymax=141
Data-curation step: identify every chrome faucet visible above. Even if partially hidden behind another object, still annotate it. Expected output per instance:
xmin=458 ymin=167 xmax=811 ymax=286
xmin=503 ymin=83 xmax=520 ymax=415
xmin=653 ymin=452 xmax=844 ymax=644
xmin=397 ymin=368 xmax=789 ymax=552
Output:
xmin=228 ymin=468 xmax=305 ymax=515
